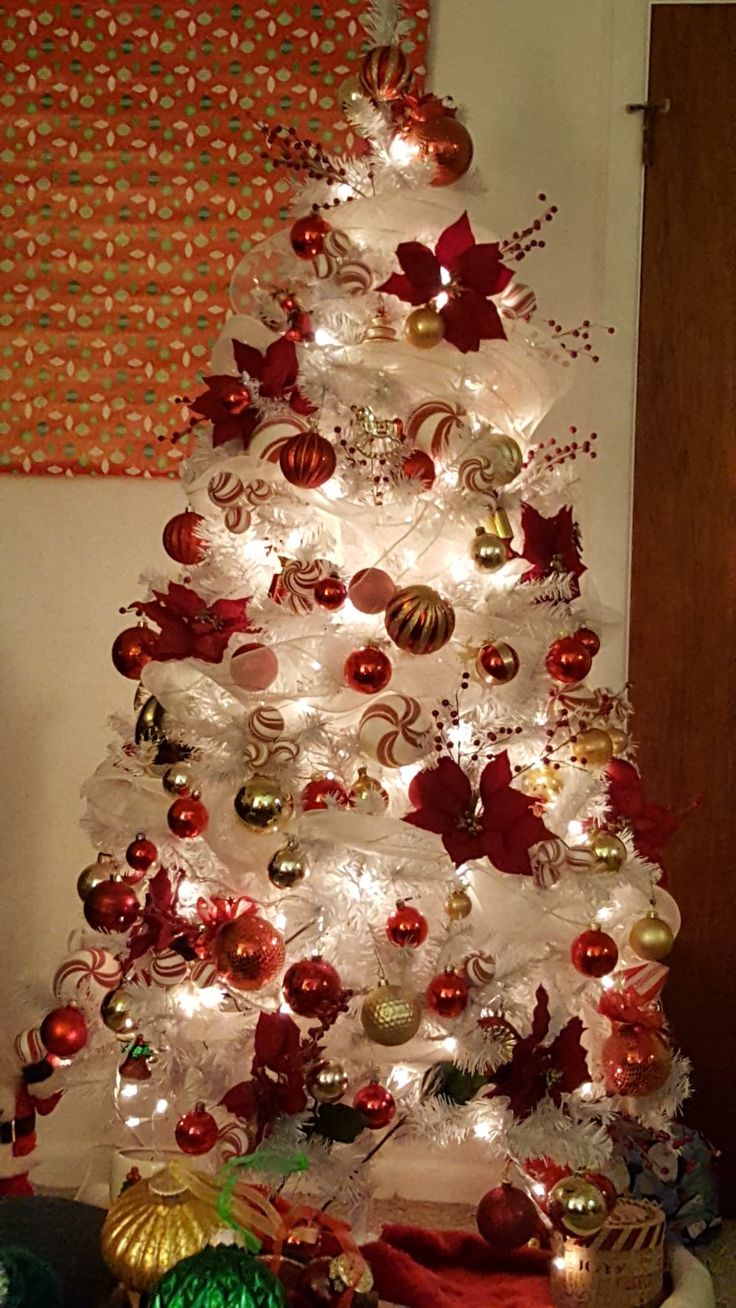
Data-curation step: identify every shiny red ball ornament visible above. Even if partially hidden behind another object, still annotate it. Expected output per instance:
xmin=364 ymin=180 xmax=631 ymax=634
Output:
xmin=300 ymin=776 xmax=349 ymax=811
xmin=162 ymin=511 xmax=207 ymax=565
xmin=40 ymin=1006 xmax=88 ymax=1058
xmin=219 ymin=380 xmax=251 ymax=413
xmin=386 ymin=902 xmax=428 ymax=949
xmin=174 ymin=1103 xmax=219 ymax=1156
xmin=344 ymin=645 xmax=392 ymax=695
xmin=213 ymin=913 xmax=285 ymax=992
xmin=476 ymin=1183 xmax=539 ymax=1250
xmin=602 ymin=1022 xmax=672 ymax=1097
xmin=353 ymin=1081 xmax=396 ymax=1130
xmin=401 ymin=448 xmax=436 ymax=489
xmin=125 ymin=835 xmax=157 ymax=873
xmin=83 ymin=880 xmax=140 ymax=934
xmin=283 ymin=957 xmax=343 ymax=1018
xmin=290 ymin=213 xmax=331 ymax=260
xmin=545 ymin=636 xmax=593 ymax=685
xmin=280 ymin=431 xmax=337 ymax=488
xmin=406 ymin=115 xmax=474 ymax=187
xmin=571 ymin=928 xmax=619 ymax=978
xmin=111 ymin=627 xmax=157 ymax=680
xmin=476 ymin=641 xmax=520 ymax=686
xmin=314 ymin=576 xmax=347 ymax=610
xmin=348 ymin=567 xmax=396 ymax=614
xmin=426 ymin=969 xmax=470 ymax=1019
xmin=167 ymin=793 xmax=208 ymax=839
xmin=574 ymin=626 xmax=601 ymax=656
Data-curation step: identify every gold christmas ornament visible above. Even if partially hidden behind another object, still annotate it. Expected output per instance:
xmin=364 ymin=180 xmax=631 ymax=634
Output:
xmin=384 ymin=584 xmax=456 ymax=655
xmin=100 ymin=1167 xmax=225 ymax=1294
xmin=306 ymin=1059 xmax=349 ymax=1104
xmin=162 ymin=764 xmax=192 ymax=796
xmin=362 ymin=300 xmax=397 ymax=342
xmin=445 ymin=887 xmax=472 ymax=919
xmin=135 ymin=694 xmax=168 ymax=747
xmin=548 ymin=1175 xmax=608 ymax=1239
xmin=519 ymin=765 xmax=563 ymax=804
xmin=404 ymin=305 xmax=446 ymax=349
xmin=77 ymin=852 xmax=116 ymax=901
xmin=475 ymin=641 xmax=519 ymax=686
xmin=570 ymin=727 xmax=614 ymax=768
xmin=470 ymin=527 xmax=508 ymax=573
xmin=629 ymin=911 xmax=675 ymax=962
xmin=234 ymin=775 xmax=293 ymax=834
xmin=268 ymin=840 xmax=308 ymax=889
xmin=589 ymin=829 xmax=627 ymax=872
xmin=349 ymin=766 xmax=389 ymax=808
xmin=101 ymin=987 xmax=139 ymax=1039
xmin=607 ymin=725 xmax=629 ymax=756
xmin=360 ymin=979 xmax=422 ymax=1046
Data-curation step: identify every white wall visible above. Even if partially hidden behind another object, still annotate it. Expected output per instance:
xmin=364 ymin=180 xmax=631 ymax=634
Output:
xmin=0 ymin=1 xmax=651 ymax=1036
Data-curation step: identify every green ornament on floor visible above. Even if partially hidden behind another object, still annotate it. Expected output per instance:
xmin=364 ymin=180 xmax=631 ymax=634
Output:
xmin=148 ymin=1245 xmax=286 ymax=1308
xmin=0 ymin=1246 xmax=62 ymax=1308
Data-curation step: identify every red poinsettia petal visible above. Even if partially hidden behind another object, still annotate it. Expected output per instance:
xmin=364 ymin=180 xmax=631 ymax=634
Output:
xmin=153 ymin=617 xmax=195 ymax=661
xmin=440 ymin=294 xmax=482 ymax=354
xmin=466 ymin=290 xmax=508 ymax=342
xmin=395 ymin=240 xmax=442 ymax=301
xmin=191 ymin=632 xmax=231 ymax=663
xmin=261 ymin=336 xmax=299 ymax=395
xmin=289 ymin=387 xmax=318 ymax=417
xmin=530 ymin=985 xmax=552 ymax=1044
xmin=606 ymin=759 xmax=646 ymax=820
xmin=443 ymin=827 xmax=488 ymax=867
xmin=211 ymin=416 xmax=250 ymax=448
xmin=548 ymin=1017 xmax=589 ymax=1098
xmin=520 ymin=502 xmax=554 ymax=567
xmin=221 ymin=1080 xmax=259 ymax=1120
xmin=254 ymin=1010 xmax=302 ymax=1071
xmin=479 ymin=751 xmax=514 ymax=799
xmin=159 ymin=582 xmax=204 ymax=618
xmin=406 ymin=756 xmax=474 ymax=830
xmin=232 ymin=340 xmax=265 ymax=380
xmin=483 ymin=813 xmax=551 ymax=875
xmin=435 ymin=211 xmax=476 ymax=269
xmin=210 ymin=597 xmax=251 ymax=629
xmin=453 ymin=243 xmax=513 ymax=296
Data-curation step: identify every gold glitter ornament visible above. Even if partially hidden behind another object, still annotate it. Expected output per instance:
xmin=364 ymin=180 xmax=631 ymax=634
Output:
xmin=268 ymin=840 xmax=308 ymax=889
xmin=519 ymin=765 xmax=563 ymax=804
xmin=589 ymin=829 xmax=627 ymax=871
xmin=234 ymin=775 xmax=293 ymax=834
xmin=360 ymin=979 xmax=422 ymax=1046
xmin=349 ymin=766 xmax=389 ymax=808
xmin=445 ymin=887 xmax=472 ymax=919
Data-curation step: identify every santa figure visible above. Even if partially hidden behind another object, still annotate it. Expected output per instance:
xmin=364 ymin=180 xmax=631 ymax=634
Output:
xmin=0 ymin=1047 xmax=63 ymax=1197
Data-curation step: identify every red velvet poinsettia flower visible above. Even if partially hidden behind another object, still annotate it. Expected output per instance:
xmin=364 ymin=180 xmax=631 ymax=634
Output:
xmin=487 ymin=986 xmax=589 ymax=1121
xmin=403 ymin=753 xmax=552 ymax=875
xmin=520 ymin=503 xmax=586 ymax=596
xmin=135 ymin=581 xmax=253 ymax=664
xmin=126 ymin=868 xmax=192 ymax=963
xmin=378 ymin=211 xmax=513 ymax=353
xmin=221 ymin=1011 xmax=309 ymax=1143
xmin=188 ymin=375 xmax=256 ymax=448
xmin=606 ymin=759 xmax=677 ymax=867
xmin=190 ymin=337 xmax=316 ymax=449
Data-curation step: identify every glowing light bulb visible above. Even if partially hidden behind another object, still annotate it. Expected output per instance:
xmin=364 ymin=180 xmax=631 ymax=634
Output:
xmin=321 ymin=478 xmax=344 ymax=501
xmin=314 ymin=327 xmax=339 ymax=346
xmin=155 ymin=1098 xmax=169 ymax=1115
xmin=435 ymin=291 xmax=449 ymax=310
xmin=439 ymin=267 xmax=452 ymax=286
xmin=120 ymin=1083 xmax=138 ymax=1100
xmin=125 ymin=1116 xmax=142 ymax=1129
xmin=389 ymin=133 xmax=420 ymax=165
xmin=335 ymin=183 xmax=353 ymax=202
xmin=310 ymin=660 xmax=322 ymax=671
xmin=532 ymin=1182 xmax=546 ymax=1197
xmin=390 ymin=1064 xmax=415 ymax=1090
xmin=274 ymin=912 xmax=287 ymax=931
xmin=442 ymin=1036 xmax=458 ymax=1055
xmin=473 ymin=1120 xmax=494 ymax=1141
xmin=578 ymin=1081 xmax=594 ymax=1099
xmin=596 ymin=905 xmax=614 ymax=923
xmin=553 ymin=1257 xmax=566 ymax=1272
xmin=600 ymin=974 xmax=615 ymax=991
xmin=567 ymin=819 xmax=584 ymax=840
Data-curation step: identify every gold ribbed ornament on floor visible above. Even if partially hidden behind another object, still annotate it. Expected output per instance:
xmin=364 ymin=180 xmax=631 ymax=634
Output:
xmin=360 ymin=978 xmax=422 ymax=1045
xmin=100 ymin=1167 xmax=223 ymax=1294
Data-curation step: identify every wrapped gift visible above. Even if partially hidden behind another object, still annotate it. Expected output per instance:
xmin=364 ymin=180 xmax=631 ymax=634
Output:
xmin=550 ymin=1198 xmax=665 ymax=1308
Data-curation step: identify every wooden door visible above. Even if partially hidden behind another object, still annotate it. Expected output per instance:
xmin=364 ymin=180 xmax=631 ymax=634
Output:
xmin=630 ymin=4 xmax=736 ymax=1211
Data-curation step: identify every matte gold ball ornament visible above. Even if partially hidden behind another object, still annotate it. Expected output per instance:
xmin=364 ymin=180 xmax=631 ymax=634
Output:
xmin=607 ymin=725 xmax=629 ymax=756
xmin=234 ymin=775 xmax=293 ymax=834
xmin=548 ymin=1175 xmax=609 ymax=1239
xmin=384 ymin=584 xmax=456 ymax=655
xmin=589 ymin=829 xmax=627 ymax=872
xmin=471 ymin=527 xmax=508 ymax=573
xmin=629 ymin=911 xmax=675 ymax=962
xmin=404 ymin=305 xmax=446 ymax=349
xmin=445 ymin=887 xmax=472 ymax=919
xmin=570 ymin=727 xmax=614 ymax=768
xmin=360 ymin=979 xmax=422 ymax=1046
xmin=306 ymin=1059 xmax=349 ymax=1104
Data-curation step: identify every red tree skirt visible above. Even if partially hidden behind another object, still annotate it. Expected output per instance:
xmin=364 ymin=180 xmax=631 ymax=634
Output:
xmin=363 ymin=1224 xmax=553 ymax=1308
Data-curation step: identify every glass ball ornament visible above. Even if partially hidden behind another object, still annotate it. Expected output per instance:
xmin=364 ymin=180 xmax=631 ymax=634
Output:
xmin=84 ymin=880 xmax=140 ymax=934
xmin=629 ymin=911 xmax=674 ymax=962
xmin=101 ymin=987 xmax=139 ymax=1039
xmin=162 ymin=763 xmax=192 ymax=797
xmin=112 ymin=626 xmax=157 ymax=679
xmin=476 ymin=641 xmax=519 ymax=685
xmin=602 ymin=1022 xmax=672 ymax=1097
xmin=162 ymin=510 xmax=207 ymax=565
xmin=574 ymin=626 xmax=601 ymax=656
xmin=360 ymin=979 xmax=422 ymax=1046
xmin=149 ymin=1246 xmax=287 ymax=1308
xmin=125 ymin=834 xmax=157 ymax=872
xmin=167 ymin=793 xmax=208 ymax=839
xmin=445 ymin=886 xmax=472 ymax=919
xmin=571 ymin=928 xmax=619 ymax=978
xmin=589 ymin=829 xmax=627 ymax=871
xmin=282 ymin=957 xmax=342 ymax=1018
xmin=384 ymin=584 xmax=455 ymax=655
xmin=40 ymin=1005 xmax=88 ymax=1057
xmin=339 ymin=73 xmax=364 ymax=112
xmin=348 ymin=567 xmax=395 ymax=614
xmin=314 ymin=575 xmax=347 ymax=610
xmin=230 ymin=642 xmax=279 ymax=692
xmin=174 ymin=1103 xmax=219 ymax=1156
xmin=426 ymin=968 xmax=470 ymax=1019
xmin=279 ymin=431 xmax=336 ymax=488
xmin=471 ymin=527 xmax=507 ymax=573
xmin=300 ymin=775 xmax=349 ymax=811
xmin=344 ymin=645 xmax=392 ymax=694
xmin=359 ymin=43 xmax=413 ymax=101
xmin=0 ymin=1245 xmax=63 ymax=1308
xmin=77 ymin=852 xmax=116 ymax=901
xmin=386 ymin=901 xmax=428 ymax=948
xmin=353 ymin=1081 xmax=396 ymax=1130
xmin=306 ymin=1059 xmax=349 ymax=1104
xmin=570 ymin=727 xmax=614 ymax=768
xmin=404 ymin=305 xmax=445 ymax=349
xmin=213 ymin=913 xmax=285 ymax=992
xmin=476 ymin=1183 xmax=539 ymax=1250
xmin=548 ymin=1175 xmax=608 ymax=1238
xmin=268 ymin=840 xmax=308 ymax=889
xmin=349 ymin=767 xmax=389 ymax=808
xmin=234 ymin=775 xmax=293 ymax=834
xmin=546 ymin=636 xmax=593 ymax=685
xmin=290 ymin=212 xmax=331 ymax=260
xmin=406 ymin=114 xmax=474 ymax=186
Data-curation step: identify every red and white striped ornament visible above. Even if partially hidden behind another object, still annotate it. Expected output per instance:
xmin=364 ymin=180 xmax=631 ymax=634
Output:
xmin=406 ymin=399 xmax=466 ymax=461
xmin=336 ymin=259 xmax=373 ymax=296
xmin=464 ymin=951 xmax=497 ymax=987
xmin=208 ymin=469 xmax=244 ymax=508
xmin=190 ymin=960 xmax=220 ymax=990
xmin=53 ymin=948 xmax=123 ymax=1001
xmin=216 ymin=1117 xmax=255 ymax=1160
xmin=499 ymin=279 xmax=538 ymax=322
xmin=241 ymin=478 xmax=273 ymax=508
xmin=224 ymin=504 xmax=252 ymax=534
xmin=14 ymin=1027 xmax=45 ymax=1065
xmin=249 ymin=415 xmax=309 ymax=464
xmin=619 ymin=960 xmax=669 ymax=1005
xmin=358 ymin=694 xmax=432 ymax=768
xmin=359 ymin=43 xmax=413 ymax=101
xmin=270 ymin=558 xmax=332 ymax=615
xmin=149 ymin=949 xmax=189 ymax=988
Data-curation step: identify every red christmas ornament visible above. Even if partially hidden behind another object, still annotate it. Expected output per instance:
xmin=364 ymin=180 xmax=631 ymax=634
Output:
xmin=280 ymin=431 xmax=337 ymax=488
xmin=213 ymin=914 xmax=285 ymax=991
xmin=602 ymin=1022 xmax=672 ymax=1097
xmin=359 ymin=44 xmax=413 ymax=101
xmin=300 ymin=776 xmax=349 ymax=811
xmin=545 ymin=636 xmax=593 ymax=685
xmin=405 ymin=115 xmax=474 ymax=186
xmin=344 ymin=646 xmax=392 ymax=695
xmin=476 ymin=641 xmax=520 ymax=686
xmin=40 ymin=1006 xmax=88 ymax=1058
xmin=476 ymin=1183 xmax=539 ymax=1250
xmin=401 ymin=448 xmax=436 ymax=489
xmin=571 ymin=928 xmax=619 ymax=978
xmin=314 ymin=576 xmax=347 ymax=611
xmin=167 ymin=793 xmax=208 ymax=839
xmin=386 ymin=902 xmax=428 ymax=949
xmin=426 ymin=969 xmax=470 ymax=1019
xmin=353 ymin=1081 xmax=396 ymax=1130
xmin=290 ymin=213 xmax=331 ymax=260
xmin=162 ymin=511 xmax=207 ymax=565
xmin=125 ymin=835 xmax=157 ymax=873
xmin=174 ymin=1103 xmax=219 ymax=1155
xmin=574 ymin=626 xmax=601 ymax=656
xmin=348 ymin=567 xmax=396 ymax=614
xmin=84 ymin=880 xmax=140 ymax=934
xmin=282 ymin=957 xmax=343 ymax=1018
xmin=111 ymin=627 xmax=157 ymax=680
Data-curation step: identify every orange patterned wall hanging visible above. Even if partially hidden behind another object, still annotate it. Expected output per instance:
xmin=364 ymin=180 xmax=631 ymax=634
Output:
xmin=0 ymin=1 xmax=428 ymax=477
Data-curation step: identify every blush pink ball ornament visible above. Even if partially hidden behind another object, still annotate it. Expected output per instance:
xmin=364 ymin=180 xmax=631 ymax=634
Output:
xmin=230 ymin=642 xmax=279 ymax=691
